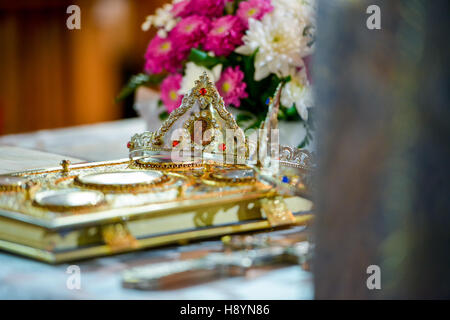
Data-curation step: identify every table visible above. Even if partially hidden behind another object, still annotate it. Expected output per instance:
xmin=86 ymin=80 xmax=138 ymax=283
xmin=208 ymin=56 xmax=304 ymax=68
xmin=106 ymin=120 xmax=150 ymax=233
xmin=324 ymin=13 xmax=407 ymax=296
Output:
xmin=0 ymin=119 xmax=313 ymax=299
xmin=0 ymin=118 xmax=147 ymax=162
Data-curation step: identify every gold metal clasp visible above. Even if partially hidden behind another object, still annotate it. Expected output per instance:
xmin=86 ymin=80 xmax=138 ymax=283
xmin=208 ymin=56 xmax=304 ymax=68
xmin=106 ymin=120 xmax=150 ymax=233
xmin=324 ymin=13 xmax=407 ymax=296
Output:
xmin=60 ymin=160 xmax=71 ymax=175
xmin=101 ymin=223 xmax=139 ymax=252
xmin=260 ymin=196 xmax=296 ymax=227
xmin=24 ymin=182 xmax=39 ymax=201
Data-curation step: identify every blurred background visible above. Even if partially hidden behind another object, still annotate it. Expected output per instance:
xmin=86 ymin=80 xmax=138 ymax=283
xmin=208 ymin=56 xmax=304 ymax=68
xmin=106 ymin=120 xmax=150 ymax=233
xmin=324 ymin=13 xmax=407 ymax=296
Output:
xmin=0 ymin=0 xmax=166 ymax=135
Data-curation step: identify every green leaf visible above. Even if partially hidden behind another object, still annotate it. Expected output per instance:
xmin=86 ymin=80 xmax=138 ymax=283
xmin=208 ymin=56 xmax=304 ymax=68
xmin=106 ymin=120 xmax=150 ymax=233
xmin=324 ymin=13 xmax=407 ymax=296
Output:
xmin=260 ymin=75 xmax=281 ymax=109
xmin=277 ymin=111 xmax=287 ymax=121
xmin=158 ymin=111 xmax=169 ymax=121
xmin=297 ymin=138 xmax=308 ymax=149
xmin=228 ymin=0 xmax=245 ymax=14
xmin=188 ymin=48 xmax=225 ymax=68
xmin=116 ymin=73 xmax=165 ymax=102
xmin=286 ymin=104 xmax=300 ymax=119
xmin=282 ymin=75 xmax=292 ymax=83
xmin=241 ymin=52 xmax=257 ymax=97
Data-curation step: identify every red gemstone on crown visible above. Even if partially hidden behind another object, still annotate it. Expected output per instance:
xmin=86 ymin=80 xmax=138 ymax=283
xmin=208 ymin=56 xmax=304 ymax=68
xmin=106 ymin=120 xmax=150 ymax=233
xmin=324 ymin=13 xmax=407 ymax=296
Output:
xmin=219 ymin=143 xmax=226 ymax=151
xmin=127 ymin=141 xmax=132 ymax=149
xmin=199 ymin=88 xmax=207 ymax=96
xmin=172 ymin=140 xmax=180 ymax=147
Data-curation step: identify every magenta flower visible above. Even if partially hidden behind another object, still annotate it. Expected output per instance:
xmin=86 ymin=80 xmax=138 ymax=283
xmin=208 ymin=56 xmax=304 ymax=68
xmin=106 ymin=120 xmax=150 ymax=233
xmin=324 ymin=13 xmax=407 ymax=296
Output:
xmin=172 ymin=0 xmax=227 ymax=18
xmin=236 ymin=0 xmax=273 ymax=27
xmin=193 ymin=0 xmax=227 ymax=17
xmin=171 ymin=15 xmax=210 ymax=49
xmin=216 ymin=66 xmax=248 ymax=107
xmin=160 ymin=73 xmax=183 ymax=113
xmin=204 ymin=15 xmax=245 ymax=56
xmin=171 ymin=0 xmax=191 ymax=18
xmin=144 ymin=35 xmax=185 ymax=74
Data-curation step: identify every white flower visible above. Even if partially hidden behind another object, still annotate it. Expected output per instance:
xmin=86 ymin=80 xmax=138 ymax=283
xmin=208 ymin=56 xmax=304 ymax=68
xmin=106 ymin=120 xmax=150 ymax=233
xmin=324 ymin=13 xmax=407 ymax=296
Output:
xmin=281 ymin=69 xmax=314 ymax=121
xmin=141 ymin=16 xmax=153 ymax=32
xmin=235 ymin=0 xmax=315 ymax=81
xmin=273 ymin=0 xmax=316 ymax=25
xmin=141 ymin=3 xmax=177 ymax=37
xmin=272 ymin=0 xmax=316 ymax=52
xmin=178 ymin=62 xmax=223 ymax=95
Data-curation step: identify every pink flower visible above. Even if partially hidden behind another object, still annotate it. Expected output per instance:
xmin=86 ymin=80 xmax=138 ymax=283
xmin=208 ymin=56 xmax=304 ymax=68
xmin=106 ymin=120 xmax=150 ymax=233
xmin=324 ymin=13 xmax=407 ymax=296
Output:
xmin=171 ymin=15 xmax=210 ymax=48
xmin=216 ymin=66 xmax=248 ymax=107
xmin=160 ymin=74 xmax=183 ymax=113
xmin=171 ymin=0 xmax=191 ymax=18
xmin=172 ymin=0 xmax=227 ymax=18
xmin=144 ymin=35 xmax=186 ymax=74
xmin=236 ymin=0 xmax=273 ymax=27
xmin=204 ymin=15 xmax=245 ymax=56
xmin=194 ymin=0 xmax=227 ymax=17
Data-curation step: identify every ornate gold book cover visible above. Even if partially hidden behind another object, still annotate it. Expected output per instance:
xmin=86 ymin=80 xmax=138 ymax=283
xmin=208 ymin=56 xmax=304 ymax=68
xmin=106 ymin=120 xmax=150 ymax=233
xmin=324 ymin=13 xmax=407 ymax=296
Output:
xmin=0 ymin=74 xmax=314 ymax=264
xmin=0 ymin=159 xmax=312 ymax=263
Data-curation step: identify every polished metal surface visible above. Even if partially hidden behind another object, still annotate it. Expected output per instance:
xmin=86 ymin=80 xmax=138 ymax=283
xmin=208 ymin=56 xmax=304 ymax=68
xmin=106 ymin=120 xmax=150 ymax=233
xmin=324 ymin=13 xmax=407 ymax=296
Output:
xmin=137 ymin=155 xmax=173 ymax=163
xmin=34 ymin=188 xmax=105 ymax=209
xmin=216 ymin=169 xmax=255 ymax=179
xmin=77 ymin=171 xmax=163 ymax=186
xmin=0 ymin=176 xmax=27 ymax=187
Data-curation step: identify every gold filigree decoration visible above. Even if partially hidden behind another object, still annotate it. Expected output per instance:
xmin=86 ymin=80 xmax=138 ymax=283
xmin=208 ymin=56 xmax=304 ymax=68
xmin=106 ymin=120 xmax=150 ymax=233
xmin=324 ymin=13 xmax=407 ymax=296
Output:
xmin=279 ymin=146 xmax=315 ymax=170
xmin=74 ymin=173 xmax=172 ymax=193
xmin=128 ymin=72 xmax=246 ymax=159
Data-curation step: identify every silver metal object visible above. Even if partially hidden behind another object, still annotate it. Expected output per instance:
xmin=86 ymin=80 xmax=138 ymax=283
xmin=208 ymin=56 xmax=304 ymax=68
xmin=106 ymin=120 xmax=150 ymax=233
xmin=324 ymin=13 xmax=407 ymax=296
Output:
xmin=33 ymin=188 xmax=105 ymax=210
xmin=76 ymin=171 xmax=163 ymax=186
xmin=215 ymin=169 xmax=255 ymax=179
xmin=122 ymin=242 xmax=311 ymax=290
xmin=0 ymin=176 xmax=27 ymax=190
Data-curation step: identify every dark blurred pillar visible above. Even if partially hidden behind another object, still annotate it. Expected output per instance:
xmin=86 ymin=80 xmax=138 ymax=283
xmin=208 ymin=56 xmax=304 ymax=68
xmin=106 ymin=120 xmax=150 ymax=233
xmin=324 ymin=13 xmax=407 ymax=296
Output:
xmin=313 ymin=0 xmax=450 ymax=299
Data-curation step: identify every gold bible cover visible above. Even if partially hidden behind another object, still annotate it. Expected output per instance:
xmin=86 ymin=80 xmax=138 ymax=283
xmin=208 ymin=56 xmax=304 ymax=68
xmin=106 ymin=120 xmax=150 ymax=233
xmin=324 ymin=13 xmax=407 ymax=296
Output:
xmin=0 ymin=159 xmax=312 ymax=263
xmin=0 ymin=74 xmax=314 ymax=264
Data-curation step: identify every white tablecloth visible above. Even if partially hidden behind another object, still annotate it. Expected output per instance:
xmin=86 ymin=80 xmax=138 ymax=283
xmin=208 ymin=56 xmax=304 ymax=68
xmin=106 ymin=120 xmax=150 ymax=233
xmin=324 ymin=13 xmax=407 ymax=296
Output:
xmin=0 ymin=118 xmax=146 ymax=162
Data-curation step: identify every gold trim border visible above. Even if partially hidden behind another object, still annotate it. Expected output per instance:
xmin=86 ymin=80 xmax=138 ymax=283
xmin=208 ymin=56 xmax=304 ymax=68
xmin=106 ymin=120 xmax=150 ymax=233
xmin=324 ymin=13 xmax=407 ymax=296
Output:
xmin=132 ymin=159 xmax=203 ymax=171
xmin=0 ymin=214 xmax=313 ymax=264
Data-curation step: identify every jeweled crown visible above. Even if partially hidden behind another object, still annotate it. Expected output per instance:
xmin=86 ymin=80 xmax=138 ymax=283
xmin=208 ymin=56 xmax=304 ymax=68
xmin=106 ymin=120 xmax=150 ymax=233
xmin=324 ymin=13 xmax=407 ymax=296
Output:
xmin=128 ymin=72 xmax=248 ymax=162
xmin=127 ymin=72 xmax=314 ymax=186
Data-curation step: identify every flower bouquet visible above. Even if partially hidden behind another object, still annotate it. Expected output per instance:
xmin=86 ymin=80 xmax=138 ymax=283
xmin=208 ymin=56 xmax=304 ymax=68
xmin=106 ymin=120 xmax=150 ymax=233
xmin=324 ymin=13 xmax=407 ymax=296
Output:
xmin=118 ymin=0 xmax=316 ymax=147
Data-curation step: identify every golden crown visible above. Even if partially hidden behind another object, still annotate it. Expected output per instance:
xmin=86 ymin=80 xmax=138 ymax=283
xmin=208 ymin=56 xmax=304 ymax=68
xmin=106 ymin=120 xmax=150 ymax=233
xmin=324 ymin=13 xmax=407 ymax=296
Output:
xmin=128 ymin=72 xmax=248 ymax=163
xmin=127 ymin=72 xmax=315 ymax=192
